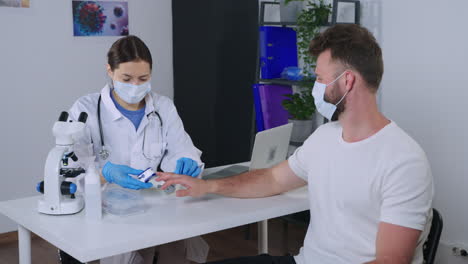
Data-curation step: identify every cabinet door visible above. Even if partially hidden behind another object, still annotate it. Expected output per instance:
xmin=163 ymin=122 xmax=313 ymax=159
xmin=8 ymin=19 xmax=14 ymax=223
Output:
xmin=173 ymin=0 xmax=259 ymax=167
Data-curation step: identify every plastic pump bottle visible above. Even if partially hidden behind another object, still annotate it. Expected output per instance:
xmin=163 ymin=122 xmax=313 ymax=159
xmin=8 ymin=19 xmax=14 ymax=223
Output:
xmin=85 ymin=164 xmax=102 ymax=221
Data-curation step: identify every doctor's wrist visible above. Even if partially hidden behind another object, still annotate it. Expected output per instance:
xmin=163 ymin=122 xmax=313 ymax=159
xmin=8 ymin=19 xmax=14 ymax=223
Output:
xmin=99 ymin=172 xmax=107 ymax=185
xmin=101 ymin=161 xmax=114 ymax=183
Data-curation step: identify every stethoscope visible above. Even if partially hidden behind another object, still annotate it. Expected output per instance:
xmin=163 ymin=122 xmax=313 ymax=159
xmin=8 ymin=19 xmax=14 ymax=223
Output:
xmin=97 ymin=95 xmax=164 ymax=161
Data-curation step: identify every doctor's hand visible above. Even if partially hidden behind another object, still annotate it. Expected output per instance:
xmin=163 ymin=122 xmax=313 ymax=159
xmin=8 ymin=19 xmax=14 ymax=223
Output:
xmin=156 ymin=172 xmax=210 ymax=197
xmin=102 ymin=162 xmax=153 ymax=190
xmin=174 ymin=157 xmax=201 ymax=177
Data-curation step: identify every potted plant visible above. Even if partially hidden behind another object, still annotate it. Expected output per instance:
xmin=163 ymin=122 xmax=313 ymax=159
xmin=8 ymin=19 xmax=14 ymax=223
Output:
xmin=281 ymin=0 xmax=331 ymax=143
xmin=294 ymin=0 xmax=332 ymax=76
xmin=282 ymin=86 xmax=316 ymax=143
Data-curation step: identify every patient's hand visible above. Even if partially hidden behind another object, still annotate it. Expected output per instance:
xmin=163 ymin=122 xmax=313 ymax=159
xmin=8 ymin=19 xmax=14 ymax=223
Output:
xmin=156 ymin=172 xmax=212 ymax=198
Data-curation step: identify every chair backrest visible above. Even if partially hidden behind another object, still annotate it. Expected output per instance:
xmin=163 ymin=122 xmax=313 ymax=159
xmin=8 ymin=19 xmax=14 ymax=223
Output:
xmin=423 ymin=208 xmax=443 ymax=264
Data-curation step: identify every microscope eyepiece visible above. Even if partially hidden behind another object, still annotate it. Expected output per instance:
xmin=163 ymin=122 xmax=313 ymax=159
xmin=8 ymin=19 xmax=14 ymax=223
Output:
xmin=58 ymin=111 xmax=69 ymax=122
xmin=78 ymin=112 xmax=88 ymax=123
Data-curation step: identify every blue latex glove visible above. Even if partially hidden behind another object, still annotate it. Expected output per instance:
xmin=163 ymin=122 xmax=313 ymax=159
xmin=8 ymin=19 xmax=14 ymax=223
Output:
xmin=102 ymin=162 xmax=153 ymax=190
xmin=174 ymin=157 xmax=201 ymax=177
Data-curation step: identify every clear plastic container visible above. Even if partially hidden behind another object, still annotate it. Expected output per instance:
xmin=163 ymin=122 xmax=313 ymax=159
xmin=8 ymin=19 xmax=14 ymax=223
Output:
xmin=102 ymin=185 xmax=146 ymax=216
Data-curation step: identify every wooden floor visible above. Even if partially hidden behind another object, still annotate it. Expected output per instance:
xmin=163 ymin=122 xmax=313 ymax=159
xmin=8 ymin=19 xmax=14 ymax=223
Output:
xmin=0 ymin=217 xmax=307 ymax=264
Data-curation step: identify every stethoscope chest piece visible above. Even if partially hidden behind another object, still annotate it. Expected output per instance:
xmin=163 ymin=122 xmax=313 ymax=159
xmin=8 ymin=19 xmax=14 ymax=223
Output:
xmin=99 ymin=148 xmax=110 ymax=160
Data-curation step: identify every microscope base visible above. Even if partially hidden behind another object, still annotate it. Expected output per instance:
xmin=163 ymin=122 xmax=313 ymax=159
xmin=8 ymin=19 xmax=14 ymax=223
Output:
xmin=38 ymin=196 xmax=84 ymax=215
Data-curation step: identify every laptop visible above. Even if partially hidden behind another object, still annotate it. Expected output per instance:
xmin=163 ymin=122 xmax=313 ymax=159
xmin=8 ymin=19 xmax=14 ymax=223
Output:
xmin=204 ymin=123 xmax=293 ymax=179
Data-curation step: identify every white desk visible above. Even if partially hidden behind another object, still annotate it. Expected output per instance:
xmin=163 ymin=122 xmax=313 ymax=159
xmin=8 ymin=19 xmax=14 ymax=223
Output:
xmin=0 ymin=164 xmax=309 ymax=264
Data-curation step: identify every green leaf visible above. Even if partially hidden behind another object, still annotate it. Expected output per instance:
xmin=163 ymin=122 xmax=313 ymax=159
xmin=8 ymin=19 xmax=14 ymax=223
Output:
xmin=295 ymin=0 xmax=332 ymax=79
xmin=281 ymin=85 xmax=316 ymax=120
xmin=279 ymin=0 xmax=331 ymax=120
xmin=284 ymin=0 xmax=305 ymax=5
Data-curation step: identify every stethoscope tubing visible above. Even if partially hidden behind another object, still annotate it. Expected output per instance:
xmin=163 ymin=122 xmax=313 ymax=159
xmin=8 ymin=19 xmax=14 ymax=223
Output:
xmin=97 ymin=95 xmax=163 ymax=160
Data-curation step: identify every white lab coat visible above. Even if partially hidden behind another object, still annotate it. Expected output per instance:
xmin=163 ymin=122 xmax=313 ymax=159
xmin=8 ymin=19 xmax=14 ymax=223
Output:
xmin=68 ymin=85 xmax=208 ymax=264
xmin=69 ymin=84 xmax=203 ymax=172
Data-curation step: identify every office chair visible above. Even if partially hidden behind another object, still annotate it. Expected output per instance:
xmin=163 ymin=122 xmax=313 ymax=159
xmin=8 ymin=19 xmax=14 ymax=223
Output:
xmin=58 ymin=250 xmax=83 ymax=264
xmin=423 ymin=208 xmax=443 ymax=264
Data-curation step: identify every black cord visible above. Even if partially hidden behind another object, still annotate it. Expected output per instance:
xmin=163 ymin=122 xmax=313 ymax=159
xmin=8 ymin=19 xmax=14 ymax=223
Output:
xmin=97 ymin=95 xmax=105 ymax=147
xmin=151 ymin=111 xmax=163 ymax=127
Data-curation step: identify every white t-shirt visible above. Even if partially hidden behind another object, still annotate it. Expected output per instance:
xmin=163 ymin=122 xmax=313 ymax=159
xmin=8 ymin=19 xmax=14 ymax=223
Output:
xmin=289 ymin=121 xmax=433 ymax=264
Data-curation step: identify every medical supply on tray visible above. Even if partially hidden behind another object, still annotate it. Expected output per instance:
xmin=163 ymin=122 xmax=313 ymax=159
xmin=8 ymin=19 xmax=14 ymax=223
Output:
xmin=102 ymin=185 xmax=146 ymax=216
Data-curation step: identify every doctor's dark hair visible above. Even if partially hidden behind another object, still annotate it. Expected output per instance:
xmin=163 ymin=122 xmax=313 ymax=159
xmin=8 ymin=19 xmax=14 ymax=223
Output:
xmin=309 ymin=24 xmax=383 ymax=92
xmin=107 ymin=35 xmax=153 ymax=71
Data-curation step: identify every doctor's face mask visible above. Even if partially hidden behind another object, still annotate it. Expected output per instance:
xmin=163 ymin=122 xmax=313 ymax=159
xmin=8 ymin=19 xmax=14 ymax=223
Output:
xmin=108 ymin=60 xmax=152 ymax=104
xmin=114 ymin=81 xmax=151 ymax=104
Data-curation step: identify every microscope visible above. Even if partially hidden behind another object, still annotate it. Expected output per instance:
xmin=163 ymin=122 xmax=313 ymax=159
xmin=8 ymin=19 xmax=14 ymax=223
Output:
xmin=37 ymin=111 xmax=88 ymax=215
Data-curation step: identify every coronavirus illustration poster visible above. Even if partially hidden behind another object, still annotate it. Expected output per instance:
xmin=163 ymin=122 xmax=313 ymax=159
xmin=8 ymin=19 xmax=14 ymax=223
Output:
xmin=72 ymin=1 xmax=129 ymax=37
xmin=0 ymin=0 xmax=30 ymax=8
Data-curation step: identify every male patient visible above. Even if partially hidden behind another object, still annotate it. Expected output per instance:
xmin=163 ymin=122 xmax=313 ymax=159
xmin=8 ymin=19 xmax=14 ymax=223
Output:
xmin=157 ymin=24 xmax=433 ymax=264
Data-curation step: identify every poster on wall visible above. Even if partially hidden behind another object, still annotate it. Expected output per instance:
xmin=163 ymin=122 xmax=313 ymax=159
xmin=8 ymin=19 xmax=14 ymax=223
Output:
xmin=0 ymin=0 xmax=30 ymax=8
xmin=72 ymin=0 xmax=129 ymax=37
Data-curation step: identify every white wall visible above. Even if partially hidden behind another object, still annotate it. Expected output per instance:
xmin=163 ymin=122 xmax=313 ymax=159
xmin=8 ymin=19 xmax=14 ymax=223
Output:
xmin=379 ymin=0 xmax=468 ymax=263
xmin=0 ymin=0 xmax=173 ymax=233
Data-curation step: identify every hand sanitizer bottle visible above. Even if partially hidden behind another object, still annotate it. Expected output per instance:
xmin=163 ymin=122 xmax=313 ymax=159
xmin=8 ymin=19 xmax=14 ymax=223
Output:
xmin=85 ymin=164 xmax=102 ymax=221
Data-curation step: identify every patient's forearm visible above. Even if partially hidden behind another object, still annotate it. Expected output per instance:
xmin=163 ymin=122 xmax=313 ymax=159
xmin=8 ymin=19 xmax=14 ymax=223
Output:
xmin=207 ymin=168 xmax=281 ymax=198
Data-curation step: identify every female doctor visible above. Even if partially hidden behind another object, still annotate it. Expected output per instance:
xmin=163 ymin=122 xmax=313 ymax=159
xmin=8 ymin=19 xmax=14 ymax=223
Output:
xmin=66 ymin=36 xmax=205 ymax=264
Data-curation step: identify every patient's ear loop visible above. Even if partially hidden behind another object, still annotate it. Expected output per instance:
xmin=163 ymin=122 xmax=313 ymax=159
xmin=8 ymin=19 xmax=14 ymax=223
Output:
xmin=335 ymin=71 xmax=352 ymax=106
